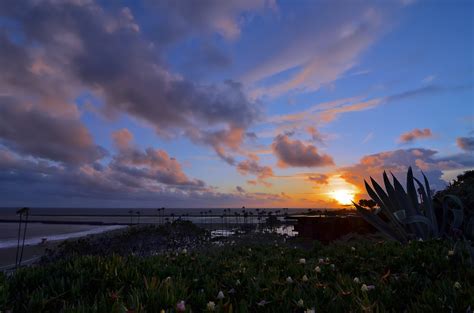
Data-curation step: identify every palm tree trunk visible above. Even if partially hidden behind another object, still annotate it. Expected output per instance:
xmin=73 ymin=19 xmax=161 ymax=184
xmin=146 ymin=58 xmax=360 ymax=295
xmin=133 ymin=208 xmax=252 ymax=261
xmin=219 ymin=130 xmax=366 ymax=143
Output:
xmin=15 ymin=213 xmax=23 ymax=268
xmin=19 ymin=211 xmax=29 ymax=265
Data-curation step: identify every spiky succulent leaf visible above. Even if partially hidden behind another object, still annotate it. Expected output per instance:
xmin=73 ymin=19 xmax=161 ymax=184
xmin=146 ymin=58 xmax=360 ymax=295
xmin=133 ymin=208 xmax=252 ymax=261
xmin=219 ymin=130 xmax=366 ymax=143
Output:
xmin=391 ymin=173 xmax=426 ymax=238
xmin=414 ymin=177 xmax=438 ymax=237
xmin=368 ymin=176 xmax=408 ymax=241
xmin=406 ymin=167 xmax=421 ymax=214
xmin=364 ymin=179 xmax=385 ymax=210
xmin=353 ymin=202 xmax=405 ymax=242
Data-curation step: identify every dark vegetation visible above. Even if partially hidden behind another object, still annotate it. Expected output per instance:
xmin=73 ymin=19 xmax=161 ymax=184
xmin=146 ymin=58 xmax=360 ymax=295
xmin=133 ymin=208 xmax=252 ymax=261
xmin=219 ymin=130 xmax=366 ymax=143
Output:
xmin=1 ymin=170 xmax=473 ymax=312
xmin=1 ymin=235 xmax=473 ymax=312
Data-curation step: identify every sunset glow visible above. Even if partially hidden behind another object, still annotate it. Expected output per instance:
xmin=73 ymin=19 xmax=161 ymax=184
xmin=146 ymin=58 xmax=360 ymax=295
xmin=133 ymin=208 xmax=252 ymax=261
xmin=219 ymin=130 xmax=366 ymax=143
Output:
xmin=331 ymin=190 xmax=356 ymax=206
xmin=0 ymin=1 xmax=472 ymax=208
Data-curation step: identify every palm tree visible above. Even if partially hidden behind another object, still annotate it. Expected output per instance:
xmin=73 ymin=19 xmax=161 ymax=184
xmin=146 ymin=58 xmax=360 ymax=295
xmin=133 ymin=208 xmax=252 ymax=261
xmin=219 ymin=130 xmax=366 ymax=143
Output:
xmin=15 ymin=207 xmax=29 ymax=268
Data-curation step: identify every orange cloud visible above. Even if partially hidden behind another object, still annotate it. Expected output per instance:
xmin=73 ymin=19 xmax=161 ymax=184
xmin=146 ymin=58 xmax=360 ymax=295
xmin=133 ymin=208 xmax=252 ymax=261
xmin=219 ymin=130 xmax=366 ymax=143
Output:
xmin=272 ymin=134 xmax=334 ymax=168
xmin=399 ymin=128 xmax=433 ymax=143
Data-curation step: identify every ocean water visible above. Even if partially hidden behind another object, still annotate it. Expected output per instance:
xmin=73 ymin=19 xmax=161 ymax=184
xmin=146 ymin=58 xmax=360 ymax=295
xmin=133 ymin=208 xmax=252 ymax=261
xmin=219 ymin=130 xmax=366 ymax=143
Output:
xmin=0 ymin=207 xmax=320 ymax=248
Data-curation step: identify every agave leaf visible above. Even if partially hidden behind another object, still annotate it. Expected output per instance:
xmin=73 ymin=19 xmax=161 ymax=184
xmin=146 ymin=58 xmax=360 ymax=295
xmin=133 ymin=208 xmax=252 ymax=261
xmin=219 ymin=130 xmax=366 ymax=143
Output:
xmin=383 ymin=171 xmax=401 ymax=213
xmin=354 ymin=202 xmax=405 ymax=242
xmin=365 ymin=179 xmax=385 ymax=209
xmin=369 ymin=176 xmax=409 ymax=240
xmin=406 ymin=167 xmax=421 ymax=214
xmin=422 ymin=171 xmax=432 ymax=199
xmin=391 ymin=173 xmax=426 ymax=238
xmin=414 ymin=177 xmax=438 ymax=237
xmin=393 ymin=210 xmax=406 ymax=221
xmin=401 ymin=215 xmax=433 ymax=228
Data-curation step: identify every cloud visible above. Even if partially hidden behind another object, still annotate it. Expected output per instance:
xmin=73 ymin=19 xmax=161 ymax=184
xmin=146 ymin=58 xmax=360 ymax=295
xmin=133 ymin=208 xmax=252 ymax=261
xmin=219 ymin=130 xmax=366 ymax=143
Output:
xmin=112 ymin=128 xmax=134 ymax=150
xmin=266 ymin=84 xmax=470 ymax=135
xmin=237 ymin=159 xmax=273 ymax=179
xmin=243 ymin=2 xmax=391 ymax=97
xmin=110 ymin=129 xmax=204 ymax=187
xmin=339 ymin=148 xmax=473 ymax=193
xmin=398 ymin=128 xmax=433 ymax=143
xmin=307 ymin=174 xmax=329 ymax=185
xmin=0 ymin=146 xmax=293 ymax=207
xmin=141 ymin=0 xmax=275 ymax=42
xmin=0 ymin=96 xmax=106 ymax=164
xmin=456 ymin=136 xmax=474 ymax=151
xmin=272 ymin=134 xmax=334 ymax=168
xmin=0 ymin=0 xmax=261 ymax=165
xmin=236 ymin=185 xmax=245 ymax=193
xmin=306 ymin=126 xmax=325 ymax=143
xmin=422 ymin=75 xmax=436 ymax=83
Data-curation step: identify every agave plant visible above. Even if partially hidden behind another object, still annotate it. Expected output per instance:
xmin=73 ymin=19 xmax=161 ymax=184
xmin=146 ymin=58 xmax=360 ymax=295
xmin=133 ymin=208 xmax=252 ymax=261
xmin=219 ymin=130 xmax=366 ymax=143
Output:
xmin=353 ymin=167 xmax=464 ymax=243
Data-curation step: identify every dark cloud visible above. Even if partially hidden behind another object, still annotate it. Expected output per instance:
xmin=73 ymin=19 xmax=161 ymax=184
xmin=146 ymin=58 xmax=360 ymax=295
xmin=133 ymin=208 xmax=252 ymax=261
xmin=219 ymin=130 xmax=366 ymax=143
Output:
xmin=0 ymin=0 xmax=261 ymax=165
xmin=399 ymin=128 xmax=433 ymax=143
xmin=236 ymin=186 xmax=245 ymax=193
xmin=272 ymin=134 xmax=334 ymax=168
xmin=339 ymin=148 xmax=473 ymax=193
xmin=0 ymin=147 xmax=288 ymax=207
xmin=385 ymin=84 xmax=473 ymax=103
xmin=456 ymin=136 xmax=474 ymax=151
xmin=0 ymin=96 xmax=106 ymax=164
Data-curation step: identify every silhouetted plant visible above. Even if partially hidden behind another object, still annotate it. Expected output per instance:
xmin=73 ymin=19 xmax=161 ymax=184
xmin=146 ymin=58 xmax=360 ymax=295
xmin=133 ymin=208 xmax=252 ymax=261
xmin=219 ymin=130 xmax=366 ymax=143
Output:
xmin=354 ymin=167 xmax=464 ymax=243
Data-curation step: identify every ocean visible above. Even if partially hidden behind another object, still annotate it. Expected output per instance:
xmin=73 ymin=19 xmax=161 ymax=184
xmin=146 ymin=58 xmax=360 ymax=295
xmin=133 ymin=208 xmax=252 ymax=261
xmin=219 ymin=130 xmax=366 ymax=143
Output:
xmin=0 ymin=207 xmax=319 ymax=249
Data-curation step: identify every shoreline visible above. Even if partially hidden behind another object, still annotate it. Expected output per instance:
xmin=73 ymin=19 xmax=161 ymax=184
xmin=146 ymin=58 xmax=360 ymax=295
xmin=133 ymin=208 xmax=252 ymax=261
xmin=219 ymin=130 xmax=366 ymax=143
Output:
xmin=0 ymin=225 xmax=128 ymax=269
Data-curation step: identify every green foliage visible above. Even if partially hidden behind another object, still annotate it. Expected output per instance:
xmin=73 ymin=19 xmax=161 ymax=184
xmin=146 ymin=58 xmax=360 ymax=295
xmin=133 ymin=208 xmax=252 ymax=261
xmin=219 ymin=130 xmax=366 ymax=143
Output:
xmin=354 ymin=167 xmax=466 ymax=242
xmin=0 ymin=240 xmax=473 ymax=312
xmin=435 ymin=170 xmax=474 ymax=240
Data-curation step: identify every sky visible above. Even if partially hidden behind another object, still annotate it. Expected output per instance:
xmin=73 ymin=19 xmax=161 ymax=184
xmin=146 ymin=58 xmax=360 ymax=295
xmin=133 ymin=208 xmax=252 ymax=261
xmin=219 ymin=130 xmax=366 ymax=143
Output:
xmin=0 ymin=0 xmax=473 ymax=208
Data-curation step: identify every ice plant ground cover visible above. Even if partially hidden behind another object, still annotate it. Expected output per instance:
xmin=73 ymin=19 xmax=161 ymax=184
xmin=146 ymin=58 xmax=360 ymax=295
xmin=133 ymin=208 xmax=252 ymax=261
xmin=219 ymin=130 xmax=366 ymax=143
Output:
xmin=1 ymin=236 xmax=473 ymax=312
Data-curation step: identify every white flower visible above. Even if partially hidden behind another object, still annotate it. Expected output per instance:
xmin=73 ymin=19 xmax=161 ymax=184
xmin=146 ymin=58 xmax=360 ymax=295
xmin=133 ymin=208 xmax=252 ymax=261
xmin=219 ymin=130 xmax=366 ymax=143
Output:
xmin=299 ymin=258 xmax=306 ymax=264
xmin=418 ymin=238 xmax=423 ymax=242
xmin=236 ymin=279 xmax=241 ymax=286
xmin=330 ymin=264 xmax=335 ymax=270
xmin=216 ymin=291 xmax=225 ymax=300
xmin=318 ymin=258 xmax=324 ymax=264
xmin=248 ymin=248 xmax=252 ymax=252
xmin=286 ymin=276 xmax=294 ymax=284
xmin=314 ymin=266 xmax=321 ymax=273
xmin=304 ymin=309 xmax=315 ymax=313
xmin=361 ymin=284 xmax=368 ymax=292
xmin=297 ymin=299 xmax=304 ymax=307
xmin=351 ymin=246 xmax=356 ymax=251
xmin=448 ymin=250 xmax=454 ymax=256
xmin=182 ymin=248 xmax=187 ymax=254
xmin=302 ymin=274 xmax=309 ymax=282
xmin=353 ymin=277 xmax=360 ymax=284
xmin=207 ymin=301 xmax=216 ymax=311
xmin=176 ymin=300 xmax=186 ymax=312
xmin=257 ymin=300 xmax=269 ymax=306
xmin=325 ymin=257 xmax=330 ymax=262
xmin=454 ymin=281 xmax=461 ymax=289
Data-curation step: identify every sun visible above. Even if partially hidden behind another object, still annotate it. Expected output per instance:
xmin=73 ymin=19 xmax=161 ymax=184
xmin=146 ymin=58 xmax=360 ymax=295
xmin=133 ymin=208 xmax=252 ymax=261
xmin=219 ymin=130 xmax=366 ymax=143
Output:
xmin=331 ymin=189 xmax=355 ymax=205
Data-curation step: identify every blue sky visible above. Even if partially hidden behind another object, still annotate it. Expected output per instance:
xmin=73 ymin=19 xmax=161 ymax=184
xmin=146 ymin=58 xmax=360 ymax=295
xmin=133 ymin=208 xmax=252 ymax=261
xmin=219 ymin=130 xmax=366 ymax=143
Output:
xmin=0 ymin=0 xmax=472 ymax=208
